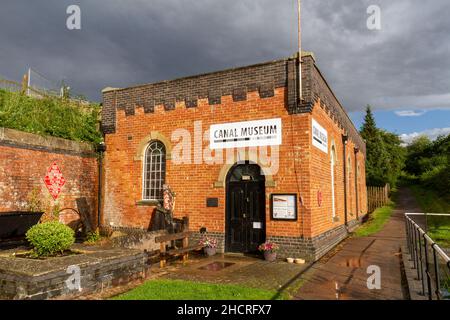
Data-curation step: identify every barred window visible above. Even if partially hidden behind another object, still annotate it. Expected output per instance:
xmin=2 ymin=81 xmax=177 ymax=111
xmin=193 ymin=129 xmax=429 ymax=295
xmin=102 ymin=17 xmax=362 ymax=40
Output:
xmin=142 ymin=141 xmax=166 ymax=200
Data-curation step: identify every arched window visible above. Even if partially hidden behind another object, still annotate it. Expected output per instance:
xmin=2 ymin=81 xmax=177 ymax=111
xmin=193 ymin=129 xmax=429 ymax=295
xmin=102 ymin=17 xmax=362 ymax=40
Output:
xmin=347 ymin=156 xmax=352 ymax=191
xmin=331 ymin=145 xmax=337 ymax=219
xmin=357 ymin=163 xmax=361 ymax=213
xmin=347 ymin=155 xmax=352 ymax=214
xmin=142 ymin=141 xmax=166 ymax=200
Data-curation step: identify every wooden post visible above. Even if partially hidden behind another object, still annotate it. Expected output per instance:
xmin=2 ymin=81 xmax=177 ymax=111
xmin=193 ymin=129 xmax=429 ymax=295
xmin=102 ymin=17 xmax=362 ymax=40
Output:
xmin=182 ymin=216 xmax=189 ymax=232
xmin=21 ymin=73 xmax=28 ymax=94
xmin=182 ymin=235 xmax=189 ymax=262
xmin=160 ymin=242 xmax=166 ymax=268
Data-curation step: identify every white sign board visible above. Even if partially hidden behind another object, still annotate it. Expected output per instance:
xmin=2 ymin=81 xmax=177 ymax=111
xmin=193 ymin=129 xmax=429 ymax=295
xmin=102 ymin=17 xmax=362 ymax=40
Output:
xmin=271 ymin=194 xmax=297 ymax=220
xmin=210 ymin=118 xmax=282 ymax=149
xmin=312 ymin=119 xmax=328 ymax=153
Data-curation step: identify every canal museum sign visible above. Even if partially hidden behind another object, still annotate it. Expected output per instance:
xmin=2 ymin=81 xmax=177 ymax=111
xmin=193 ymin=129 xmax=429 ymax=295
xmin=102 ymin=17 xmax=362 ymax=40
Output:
xmin=210 ymin=118 xmax=282 ymax=149
xmin=101 ymin=53 xmax=368 ymax=261
xmin=312 ymin=118 xmax=328 ymax=154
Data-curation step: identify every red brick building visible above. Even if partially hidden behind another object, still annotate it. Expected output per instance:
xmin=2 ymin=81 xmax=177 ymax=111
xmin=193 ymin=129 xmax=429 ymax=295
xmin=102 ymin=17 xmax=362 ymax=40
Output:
xmin=101 ymin=53 xmax=367 ymax=260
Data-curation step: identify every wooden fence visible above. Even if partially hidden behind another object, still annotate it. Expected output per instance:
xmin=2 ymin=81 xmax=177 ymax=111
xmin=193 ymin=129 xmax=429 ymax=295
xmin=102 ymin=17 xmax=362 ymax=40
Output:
xmin=367 ymin=184 xmax=390 ymax=213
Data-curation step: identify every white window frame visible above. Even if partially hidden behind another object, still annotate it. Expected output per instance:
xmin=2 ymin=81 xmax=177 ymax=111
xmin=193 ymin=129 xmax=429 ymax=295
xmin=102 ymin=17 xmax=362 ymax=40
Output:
xmin=331 ymin=145 xmax=337 ymax=219
xmin=142 ymin=140 xmax=166 ymax=201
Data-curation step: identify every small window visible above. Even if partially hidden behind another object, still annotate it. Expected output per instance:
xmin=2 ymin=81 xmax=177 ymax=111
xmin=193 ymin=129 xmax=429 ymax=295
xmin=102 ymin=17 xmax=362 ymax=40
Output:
xmin=142 ymin=141 xmax=166 ymax=200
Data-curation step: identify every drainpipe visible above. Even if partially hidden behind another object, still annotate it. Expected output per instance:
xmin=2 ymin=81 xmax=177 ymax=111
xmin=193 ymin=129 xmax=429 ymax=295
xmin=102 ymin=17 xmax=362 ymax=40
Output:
xmin=96 ymin=141 xmax=106 ymax=229
xmin=342 ymin=134 xmax=348 ymax=226
xmin=354 ymin=147 xmax=359 ymax=220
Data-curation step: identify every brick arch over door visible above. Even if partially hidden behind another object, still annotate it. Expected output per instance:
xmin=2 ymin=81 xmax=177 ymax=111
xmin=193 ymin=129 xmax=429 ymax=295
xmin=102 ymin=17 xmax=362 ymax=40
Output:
xmin=213 ymin=150 xmax=276 ymax=188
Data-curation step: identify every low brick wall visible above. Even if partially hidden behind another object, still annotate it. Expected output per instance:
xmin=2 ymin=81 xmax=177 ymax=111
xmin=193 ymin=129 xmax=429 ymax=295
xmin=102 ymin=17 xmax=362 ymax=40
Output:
xmin=269 ymin=223 xmax=355 ymax=261
xmin=0 ymin=127 xmax=98 ymax=227
xmin=0 ymin=248 xmax=147 ymax=300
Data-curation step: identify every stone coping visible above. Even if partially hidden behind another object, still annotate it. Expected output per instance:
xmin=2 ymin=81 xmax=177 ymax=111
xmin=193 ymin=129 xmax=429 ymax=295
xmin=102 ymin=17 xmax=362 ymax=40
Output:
xmin=0 ymin=245 xmax=143 ymax=278
xmin=0 ymin=127 xmax=96 ymax=156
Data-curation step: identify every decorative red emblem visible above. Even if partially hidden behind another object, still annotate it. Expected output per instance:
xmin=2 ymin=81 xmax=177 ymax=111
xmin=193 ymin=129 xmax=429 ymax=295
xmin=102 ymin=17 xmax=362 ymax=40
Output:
xmin=44 ymin=162 xmax=66 ymax=200
xmin=317 ymin=190 xmax=322 ymax=207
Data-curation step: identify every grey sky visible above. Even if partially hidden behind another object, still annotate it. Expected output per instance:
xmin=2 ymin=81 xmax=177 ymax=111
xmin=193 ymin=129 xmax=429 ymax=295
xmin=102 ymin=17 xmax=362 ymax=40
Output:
xmin=1 ymin=0 xmax=449 ymax=112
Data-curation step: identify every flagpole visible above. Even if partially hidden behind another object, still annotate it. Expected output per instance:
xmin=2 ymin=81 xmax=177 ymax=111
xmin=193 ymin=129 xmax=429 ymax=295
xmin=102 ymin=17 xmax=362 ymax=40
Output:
xmin=297 ymin=0 xmax=303 ymax=102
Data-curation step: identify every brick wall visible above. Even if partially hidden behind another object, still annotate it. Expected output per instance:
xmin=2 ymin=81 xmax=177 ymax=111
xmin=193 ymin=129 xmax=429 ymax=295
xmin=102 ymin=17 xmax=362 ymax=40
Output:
xmin=0 ymin=127 xmax=98 ymax=227
xmin=103 ymin=87 xmax=312 ymax=238
xmin=101 ymin=55 xmax=368 ymax=259
xmin=309 ymin=102 xmax=368 ymax=237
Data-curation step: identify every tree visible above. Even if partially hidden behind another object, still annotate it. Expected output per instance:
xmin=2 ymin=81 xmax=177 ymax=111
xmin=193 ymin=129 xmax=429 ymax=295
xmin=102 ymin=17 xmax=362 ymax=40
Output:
xmin=360 ymin=105 xmax=377 ymax=139
xmin=404 ymin=134 xmax=450 ymax=196
xmin=379 ymin=130 xmax=405 ymax=187
xmin=404 ymin=136 xmax=432 ymax=176
xmin=360 ymin=105 xmax=404 ymax=187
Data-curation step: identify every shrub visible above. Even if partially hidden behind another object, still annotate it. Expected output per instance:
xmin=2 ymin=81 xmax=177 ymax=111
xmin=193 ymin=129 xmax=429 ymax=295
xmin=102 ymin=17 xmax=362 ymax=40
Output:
xmin=26 ymin=187 xmax=43 ymax=212
xmin=84 ymin=228 xmax=101 ymax=244
xmin=26 ymin=221 xmax=75 ymax=257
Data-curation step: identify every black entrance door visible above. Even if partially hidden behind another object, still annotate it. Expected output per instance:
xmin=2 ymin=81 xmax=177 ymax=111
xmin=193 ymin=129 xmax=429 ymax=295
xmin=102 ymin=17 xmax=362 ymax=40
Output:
xmin=226 ymin=163 xmax=266 ymax=253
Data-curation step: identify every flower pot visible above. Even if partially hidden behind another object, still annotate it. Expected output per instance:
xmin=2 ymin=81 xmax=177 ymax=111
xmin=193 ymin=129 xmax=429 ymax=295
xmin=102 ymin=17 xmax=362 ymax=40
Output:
xmin=204 ymin=247 xmax=217 ymax=256
xmin=264 ymin=251 xmax=277 ymax=262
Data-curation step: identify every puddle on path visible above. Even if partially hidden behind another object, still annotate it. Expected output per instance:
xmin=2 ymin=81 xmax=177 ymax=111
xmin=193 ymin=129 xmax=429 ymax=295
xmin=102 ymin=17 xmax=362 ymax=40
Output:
xmin=345 ymin=258 xmax=362 ymax=268
xmin=198 ymin=261 xmax=235 ymax=271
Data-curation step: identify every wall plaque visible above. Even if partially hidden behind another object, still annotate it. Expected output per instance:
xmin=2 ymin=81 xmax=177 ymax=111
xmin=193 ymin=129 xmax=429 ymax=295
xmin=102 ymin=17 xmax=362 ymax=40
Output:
xmin=206 ymin=198 xmax=219 ymax=207
xmin=270 ymin=194 xmax=298 ymax=221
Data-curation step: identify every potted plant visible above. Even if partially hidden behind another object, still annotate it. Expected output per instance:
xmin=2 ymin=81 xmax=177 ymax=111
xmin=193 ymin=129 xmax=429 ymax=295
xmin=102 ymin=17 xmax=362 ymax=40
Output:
xmin=258 ymin=241 xmax=280 ymax=262
xmin=199 ymin=235 xmax=218 ymax=256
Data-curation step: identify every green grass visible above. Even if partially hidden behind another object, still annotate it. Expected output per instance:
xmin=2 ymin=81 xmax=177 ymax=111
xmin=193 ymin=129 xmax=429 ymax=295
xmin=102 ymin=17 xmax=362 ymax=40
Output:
xmin=410 ymin=185 xmax=450 ymax=214
xmin=353 ymin=203 xmax=394 ymax=237
xmin=410 ymin=185 xmax=450 ymax=247
xmin=0 ymin=88 xmax=101 ymax=143
xmin=111 ymin=279 xmax=287 ymax=300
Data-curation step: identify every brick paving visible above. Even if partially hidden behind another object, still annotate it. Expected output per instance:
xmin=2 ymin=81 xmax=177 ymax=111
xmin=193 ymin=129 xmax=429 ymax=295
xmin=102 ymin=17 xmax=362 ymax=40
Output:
xmin=158 ymin=253 xmax=308 ymax=296
xmin=293 ymin=188 xmax=421 ymax=300
xmin=79 ymin=189 xmax=424 ymax=300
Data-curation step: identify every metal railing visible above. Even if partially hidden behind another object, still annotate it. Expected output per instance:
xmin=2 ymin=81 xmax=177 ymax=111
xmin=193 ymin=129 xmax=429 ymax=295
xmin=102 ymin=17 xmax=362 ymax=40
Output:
xmin=405 ymin=213 xmax=450 ymax=300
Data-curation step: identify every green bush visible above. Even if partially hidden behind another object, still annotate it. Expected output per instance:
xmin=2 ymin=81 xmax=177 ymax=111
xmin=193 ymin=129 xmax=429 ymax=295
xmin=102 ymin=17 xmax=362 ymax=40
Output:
xmin=84 ymin=228 xmax=101 ymax=244
xmin=26 ymin=221 xmax=75 ymax=257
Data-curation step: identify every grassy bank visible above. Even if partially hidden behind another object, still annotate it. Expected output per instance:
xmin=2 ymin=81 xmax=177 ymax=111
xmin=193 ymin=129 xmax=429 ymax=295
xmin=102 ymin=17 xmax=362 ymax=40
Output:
xmin=410 ymin=185 xmax=450 ymax=247
xmin=0 ymin=88 xmax=101 ymax=143
xmin=353 ymin=203 xmax=395 ymax=237
xmin=112 ymin=279 xmax=287 ymax=300
xmin=410 ymin=185 xmax=450 ymax=213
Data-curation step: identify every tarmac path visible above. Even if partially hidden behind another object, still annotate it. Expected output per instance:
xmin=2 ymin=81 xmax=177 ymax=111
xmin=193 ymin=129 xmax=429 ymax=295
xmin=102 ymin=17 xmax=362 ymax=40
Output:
xmin=294 ymin=188 xmax=421 ymax=300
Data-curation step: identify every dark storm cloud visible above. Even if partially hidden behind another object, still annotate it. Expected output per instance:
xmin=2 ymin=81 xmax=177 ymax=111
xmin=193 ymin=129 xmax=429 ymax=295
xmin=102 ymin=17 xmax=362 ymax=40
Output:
xmin=0 ymin=0 xmax=449 ymax=112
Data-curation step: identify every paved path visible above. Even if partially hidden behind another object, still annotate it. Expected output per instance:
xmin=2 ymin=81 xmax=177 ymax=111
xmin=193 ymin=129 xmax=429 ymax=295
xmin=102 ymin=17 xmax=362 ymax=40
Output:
xmin=157 ymin=253 xmax=308 ymax=297
xmin=294 ymin=188 xmax=421 ymax=300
